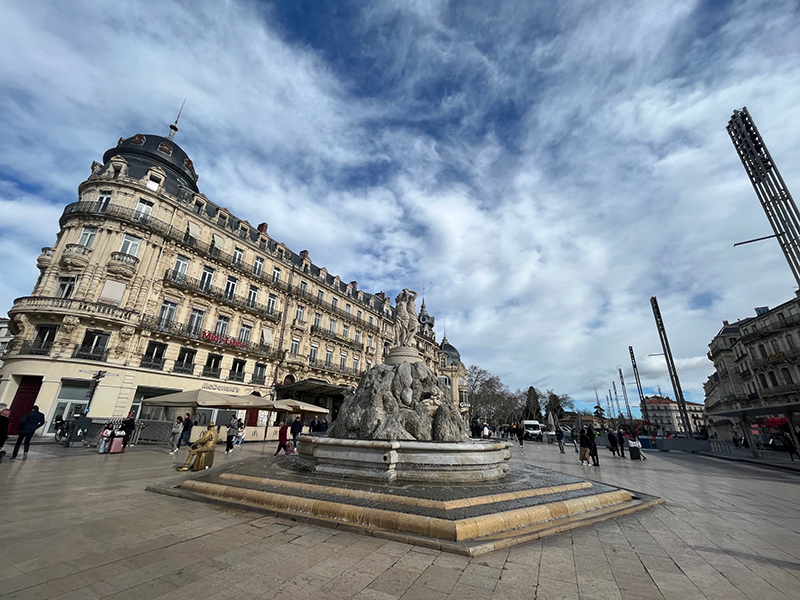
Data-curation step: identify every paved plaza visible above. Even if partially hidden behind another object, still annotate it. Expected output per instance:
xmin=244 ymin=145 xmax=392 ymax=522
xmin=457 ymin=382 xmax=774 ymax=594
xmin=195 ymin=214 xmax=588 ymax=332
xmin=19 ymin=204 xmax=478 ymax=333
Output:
xmin=1 ymin=439 xmax=798 ymax=600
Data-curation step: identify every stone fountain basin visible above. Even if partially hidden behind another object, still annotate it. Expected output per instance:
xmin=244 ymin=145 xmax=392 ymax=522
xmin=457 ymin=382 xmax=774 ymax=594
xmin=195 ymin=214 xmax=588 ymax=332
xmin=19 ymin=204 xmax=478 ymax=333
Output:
xmin=296 ymin=435 xmax=513 ymax=483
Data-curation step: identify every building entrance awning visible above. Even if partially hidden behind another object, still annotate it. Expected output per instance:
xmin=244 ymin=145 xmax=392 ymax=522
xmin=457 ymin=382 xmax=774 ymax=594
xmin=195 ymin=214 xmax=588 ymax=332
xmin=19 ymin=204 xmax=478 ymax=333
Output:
xmin=709 ymin=400 xmax=800 ymax=419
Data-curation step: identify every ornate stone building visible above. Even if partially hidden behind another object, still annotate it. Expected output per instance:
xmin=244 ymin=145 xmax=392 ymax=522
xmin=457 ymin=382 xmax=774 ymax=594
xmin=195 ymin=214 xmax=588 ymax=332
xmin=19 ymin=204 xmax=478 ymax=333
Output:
xmin=0 ymin=124 xmax=465 ymax=437
xmin=704 ymin=298 xmax=800 ymax=447
xmin=642 ymin=395 xmax=705 ymax=436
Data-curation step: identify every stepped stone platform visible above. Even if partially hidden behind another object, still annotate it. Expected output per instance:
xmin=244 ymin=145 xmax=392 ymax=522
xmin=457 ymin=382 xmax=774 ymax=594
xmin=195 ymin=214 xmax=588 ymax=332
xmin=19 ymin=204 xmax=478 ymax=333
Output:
xmin=150 ymin=454 xmax=663 ymax=556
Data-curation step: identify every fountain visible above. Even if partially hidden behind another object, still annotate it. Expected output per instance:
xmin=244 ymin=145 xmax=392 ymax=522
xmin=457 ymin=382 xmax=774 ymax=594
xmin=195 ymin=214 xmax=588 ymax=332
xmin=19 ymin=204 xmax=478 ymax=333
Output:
xmin=153 ymin=288 xmax=662 ymax=556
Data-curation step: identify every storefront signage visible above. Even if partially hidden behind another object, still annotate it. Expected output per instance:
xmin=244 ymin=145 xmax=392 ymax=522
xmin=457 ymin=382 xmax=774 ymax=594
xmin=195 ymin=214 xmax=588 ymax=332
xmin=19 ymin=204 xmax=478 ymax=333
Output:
xmin=201 ymin=382 xmax=241 ymax=393
xmin=201 ymin=330 xmax=247 ymax=350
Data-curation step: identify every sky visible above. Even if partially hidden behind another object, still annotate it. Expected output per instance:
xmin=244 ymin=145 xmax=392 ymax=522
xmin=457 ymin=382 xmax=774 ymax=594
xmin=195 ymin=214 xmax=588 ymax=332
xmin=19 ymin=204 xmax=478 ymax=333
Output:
xmin=2 ymin=0 xmax=800 ymax=415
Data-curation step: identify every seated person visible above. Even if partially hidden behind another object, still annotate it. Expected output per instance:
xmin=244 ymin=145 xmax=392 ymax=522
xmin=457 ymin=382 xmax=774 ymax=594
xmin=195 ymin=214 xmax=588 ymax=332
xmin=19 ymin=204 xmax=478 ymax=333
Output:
xmin=176 ymin=421 xmax=218 ymax=471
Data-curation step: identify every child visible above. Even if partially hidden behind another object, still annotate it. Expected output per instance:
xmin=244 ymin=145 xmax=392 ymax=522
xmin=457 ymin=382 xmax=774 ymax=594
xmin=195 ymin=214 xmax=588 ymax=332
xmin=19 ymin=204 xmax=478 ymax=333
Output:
xmin=99 ymin=423 xmax=114 ymax=454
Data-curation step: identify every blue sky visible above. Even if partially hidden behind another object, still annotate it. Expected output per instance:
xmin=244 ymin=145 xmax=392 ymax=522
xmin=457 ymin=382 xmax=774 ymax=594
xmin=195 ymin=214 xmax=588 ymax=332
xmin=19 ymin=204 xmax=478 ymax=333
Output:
xmin=2 ymin=0 xmax=800 ymax=414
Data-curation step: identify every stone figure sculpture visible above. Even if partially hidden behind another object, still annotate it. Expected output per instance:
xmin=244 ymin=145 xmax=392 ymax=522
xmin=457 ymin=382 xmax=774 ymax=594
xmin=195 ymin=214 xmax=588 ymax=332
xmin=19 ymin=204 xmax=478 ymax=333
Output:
xmin=394 ymin=289 xmax=419 ymax=347
xmin=328 ymin=360 xmax=467 ymax=442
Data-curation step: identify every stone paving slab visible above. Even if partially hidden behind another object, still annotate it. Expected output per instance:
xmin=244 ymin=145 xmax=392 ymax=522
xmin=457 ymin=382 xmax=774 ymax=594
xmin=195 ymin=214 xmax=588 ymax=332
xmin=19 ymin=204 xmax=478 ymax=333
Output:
xmin=1 ymin=440 xmax=799 ymax=599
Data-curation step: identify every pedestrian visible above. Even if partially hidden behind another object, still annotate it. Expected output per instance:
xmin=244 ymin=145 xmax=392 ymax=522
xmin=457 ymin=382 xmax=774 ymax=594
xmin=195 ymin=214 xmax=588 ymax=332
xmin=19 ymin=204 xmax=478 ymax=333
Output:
xmin=225 ymin=417 xmax=237 ymax=454
xmin=556 ymin=427 xmax=565 ymax=453
xmin=310 ymin=416 xmax=321 ymax=432
xmin=588 ymin=425 xmax=600 ymax=466
xmin=99 ymin=423 xmax=115 ymax=453
xmin=234 ymin=419 xmax=245 ymax=447
xmin=482 ymin=423 xmax=490 ymax=439
xmin=178 ymin=413 xmax=193 ymax=449
xmin=176 ymin=422 xmax=219 ymax=471
xmin=578 ymin=427 xmax=592 ymax=466
xmin=0 ymin=403 xmax=10 ymax=462
xmin=571 ymin=428 xmax=579 ymax=453
xmin=290 ymin=416 xmax=304 ymax=449
xmin=784 ymin=433 xmax=799 ymax=461
xmin=274 ymin=421 xmax=290 ymax=456
xmin=9 ymin=405 xmax=46 ymax=460
xmin=616 ymin=428 xmax=626 ymax=458
xmin=512 ymin=422 xmax=523 ymax=447
xmin=607 ymin=429 xmax=619 ymax=456
xmin=120 ymin=410 xmax=136 ymax=453
xmin=320 ymin=418 xmax=329 ymax=433
xmin=167 ymin=416 xmax=183 ymax=454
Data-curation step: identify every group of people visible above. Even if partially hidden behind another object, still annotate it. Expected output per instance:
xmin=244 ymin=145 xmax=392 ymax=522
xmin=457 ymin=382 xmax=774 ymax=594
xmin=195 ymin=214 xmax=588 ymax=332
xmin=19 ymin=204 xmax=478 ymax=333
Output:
xmin=224 ymin=417 xmax=247 ymax=454
xmin=96 ymin=410 xmax=138 ymax=454
xmin=553 ymin=425 xmax=646 ymax=466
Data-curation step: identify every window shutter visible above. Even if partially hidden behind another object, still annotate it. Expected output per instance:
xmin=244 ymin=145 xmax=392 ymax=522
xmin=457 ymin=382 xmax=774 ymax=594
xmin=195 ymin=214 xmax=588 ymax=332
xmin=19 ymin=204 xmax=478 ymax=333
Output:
xmin=98 ymin=280 xmax=126 ymax=305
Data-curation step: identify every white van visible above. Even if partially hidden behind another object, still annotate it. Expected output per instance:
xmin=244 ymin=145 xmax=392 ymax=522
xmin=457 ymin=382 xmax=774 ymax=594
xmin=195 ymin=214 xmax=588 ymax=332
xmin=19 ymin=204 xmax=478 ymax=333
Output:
xmin=522 ymin=420 xmax=543 ymax=441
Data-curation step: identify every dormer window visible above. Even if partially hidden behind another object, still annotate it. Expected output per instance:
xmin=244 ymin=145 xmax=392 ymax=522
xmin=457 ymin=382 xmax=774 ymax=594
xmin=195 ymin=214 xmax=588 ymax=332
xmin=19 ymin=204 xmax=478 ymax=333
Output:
xmin=146 ymin=175 xmax=161 ymax=191
xmin=218 ymin=214 xmax=227 ymax=227
xmin=193 ymin=201 xmax=203 ymax=214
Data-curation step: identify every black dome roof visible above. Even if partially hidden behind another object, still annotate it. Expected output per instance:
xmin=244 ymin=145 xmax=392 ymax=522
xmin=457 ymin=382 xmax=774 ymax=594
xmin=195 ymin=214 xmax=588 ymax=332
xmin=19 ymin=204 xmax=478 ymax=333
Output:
xmin=103 ymin=132 xmax=199 ymax=192
xmin=439 ymin=336 xmax=461 ymax=363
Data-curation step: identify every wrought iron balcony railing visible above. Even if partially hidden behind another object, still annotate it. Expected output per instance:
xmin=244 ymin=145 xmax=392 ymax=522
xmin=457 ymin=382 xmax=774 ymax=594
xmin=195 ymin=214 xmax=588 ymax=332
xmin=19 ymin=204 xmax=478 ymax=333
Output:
xmin=140 ymin=355 xmax=166 ymax=370
xmin=17 ymin=341 xmax=54 ymax=356
xmin=228 ymin=370 xmax=245 ymax=382
xmin=250 ymin=373 xmax=266 ymax=385
xmin=201 ymin=366 xmax=221 ymax=379
xmin=72 ymin=345 xmax=109 ymax=362
xmin=163 ymin=269 xmax=281 ymax=322
xmin=172 ymin=362 xmax=195 ymax=375
xmin=310 ymin=325 xmax=365 ymax=352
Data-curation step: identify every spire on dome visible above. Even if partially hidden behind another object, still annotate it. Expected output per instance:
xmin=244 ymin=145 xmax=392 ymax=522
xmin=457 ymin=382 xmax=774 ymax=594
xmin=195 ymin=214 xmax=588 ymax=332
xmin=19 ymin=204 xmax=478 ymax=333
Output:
xmin=168 ymin=99 xmax=186 ymax=140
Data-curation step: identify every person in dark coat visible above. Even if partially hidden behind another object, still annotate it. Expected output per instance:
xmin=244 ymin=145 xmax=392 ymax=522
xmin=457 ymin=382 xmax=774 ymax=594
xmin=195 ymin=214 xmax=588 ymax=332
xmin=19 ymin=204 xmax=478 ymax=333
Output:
xmin=587 ymin=425 xmax=599 ymax=466
xmin=578 ymin=427 xmax=592 ymax=465
xmin=9 ymin=405 xmax=46 ymax=460
xmin=290 ymin=416 xmax=304 ymax=449
xmin=320 ymin=418 xmax=329 ymax=433
xmin=616 ymin=428 xmax=626 ymax=458
xmin=784 ymin=433 xmax=799 ymax=461
xmin=607 ymin=429 xmax=619 ymax=457
xmin=310 ymin=416 xmax=321 ymax=432
xmin=178 ymin=413 xmax=193 ymax=449
xmin=556 ymin=427 xmax=565 ymax=453
xmin=120 ymin=410 xmax=136 ymax=452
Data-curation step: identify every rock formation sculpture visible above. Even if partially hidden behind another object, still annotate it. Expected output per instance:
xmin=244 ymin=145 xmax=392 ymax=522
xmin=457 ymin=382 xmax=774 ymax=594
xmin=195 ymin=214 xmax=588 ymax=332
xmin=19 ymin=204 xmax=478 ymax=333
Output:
xmin=328 ymin=359 xmax=467 ymax=442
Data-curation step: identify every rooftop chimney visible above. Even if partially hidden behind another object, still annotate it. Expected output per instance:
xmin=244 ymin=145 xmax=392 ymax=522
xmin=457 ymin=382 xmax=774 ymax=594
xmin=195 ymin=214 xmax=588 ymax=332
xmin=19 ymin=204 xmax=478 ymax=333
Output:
xmin=257 ymin=222 xmax=268 ymax=233
xmin=300 ymin=250 xmax=309 ymax=260
xmin=350 ymin=280 xmax=358 ymax=290
xmin=723 ymin=320 xmax=729 ymax=326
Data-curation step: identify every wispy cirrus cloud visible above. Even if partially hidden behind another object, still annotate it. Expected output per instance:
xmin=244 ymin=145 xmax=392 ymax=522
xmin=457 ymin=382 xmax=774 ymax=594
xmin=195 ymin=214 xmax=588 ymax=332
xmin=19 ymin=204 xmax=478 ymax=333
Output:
xmin=1 ymin=0 xmax=800 ymax=412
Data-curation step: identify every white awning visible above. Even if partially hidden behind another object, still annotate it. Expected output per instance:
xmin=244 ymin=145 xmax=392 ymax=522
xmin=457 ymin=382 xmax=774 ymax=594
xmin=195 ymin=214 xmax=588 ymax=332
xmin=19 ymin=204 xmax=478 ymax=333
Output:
xmin=98 ymin=280 xmax=126 ymax=305
xmin=186 ymin=221 xmax=201 ymax=238
xmin=211 ymin=233 xmax=226 ymax=249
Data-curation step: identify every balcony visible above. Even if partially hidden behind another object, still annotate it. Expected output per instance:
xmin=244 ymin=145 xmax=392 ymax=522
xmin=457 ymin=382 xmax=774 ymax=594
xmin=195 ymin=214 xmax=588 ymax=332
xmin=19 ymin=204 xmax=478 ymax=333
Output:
xmin=310 ymin=324 xmax=365 ymax=352
xmin=163 ymin=269 xmax=281 ymax=322
xmin=37 ymin=247 xmax=54 ymax=271
xmin=10 ymin=296 xmax=139 ymax=323
xmin=307 ymin=293 xmax=381 ymax=333
xmin=228 ymin=370 xmax=245 ymax=382
xmin=60 ymin=243 xmax=92 ymax=270
xmin=140 ymin=355 xmax=166 ymax=370
xmin=72 ymin=345 xmax=109 ymax=362
xmin=250 ymin=373 xmax=266 ymax=385
xmin=739 ymin=311 xmax=800 ymax=342
xmin=307 ymin=357 xmax=364 ymax=377
xmin=760 ymin=383 xmax=800 ymax=398
xmin=107 ymin=252 xmax=139 ymax=279
xmin=17 ymin=341 xmax=54 ymax=356
xmin=140 ymin=315 xmax=276 ymax=358
xmin=202 ymin=366 xmax=221 ymax=379
xmin=172 ymin=362 xmax=195 ymax=375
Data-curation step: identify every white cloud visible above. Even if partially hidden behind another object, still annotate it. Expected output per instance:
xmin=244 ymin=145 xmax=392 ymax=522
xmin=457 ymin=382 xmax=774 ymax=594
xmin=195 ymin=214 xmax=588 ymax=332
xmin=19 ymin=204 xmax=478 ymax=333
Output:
xmin=1 ymin=0 xmax=800 ymax=412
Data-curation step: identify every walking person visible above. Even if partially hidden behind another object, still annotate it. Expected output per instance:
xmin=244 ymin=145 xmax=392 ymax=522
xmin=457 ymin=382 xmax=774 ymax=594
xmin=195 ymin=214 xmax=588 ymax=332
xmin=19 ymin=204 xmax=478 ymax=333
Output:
xmin=571 ymin=428 xmax=579 ymax=453
xmin=225 ymin=417 xmax=237 ymax=454
xmin=607 ymin=428 xmax=619 ymax=457
xmin=556 ymin=427 xmax=565 ymax=453
xmin=588 ymin=425 xmax=600 ymax=467
xmin=784 ymin=433 xmax=799 ymax=461
xmin=290 ymin=416 xmax=304 ymax=450
xmin=168 ymin=416 xmax=183 ymax=454
xmin=177 ymin=413 xmax=193 ymax=449
xmin=120 ymin=410 xmax=136 ymax=453
xmin=274 ymin=421 xmax=290 ymax=456
xmin=9 ymin=405 xmax=46 ymax=460
xmin=320 ymin=418 xmax=328 ymax=433
xmin=234 ymin=419 xmax=245 ymax=448
xmin=578 ymin=427 xmax=592 ymax=466
xmin=512 ymin=422 xmax=523 ymax=447
xmin=0 ymin=403 xmax=10 ymax=462
xmin=616 ymin=428 xmax=626 ymax=458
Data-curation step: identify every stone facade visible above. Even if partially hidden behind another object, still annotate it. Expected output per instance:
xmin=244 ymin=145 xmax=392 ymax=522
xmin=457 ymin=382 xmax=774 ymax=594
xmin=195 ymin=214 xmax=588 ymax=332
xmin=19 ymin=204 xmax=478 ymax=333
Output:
xmin=642 ymin=396 xmax=705 ymax=436
xmin=0 ymin=126 xmax=466 ymax=436
xmin=703 ymin=297 xmax=800 ymax=444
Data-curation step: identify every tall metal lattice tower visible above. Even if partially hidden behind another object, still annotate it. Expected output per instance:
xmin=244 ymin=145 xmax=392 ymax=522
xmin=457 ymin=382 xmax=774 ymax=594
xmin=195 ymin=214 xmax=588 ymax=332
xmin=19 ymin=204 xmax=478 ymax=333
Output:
xmin=618 ymin=368 xmax=633 ymax=421
xmin=728 ymin=107 xmax=800 ymax=288
xmin=629 ymin=346 xmax=650 ymax=427
xmin=651 ymin=296 xmax=693 ymax=436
